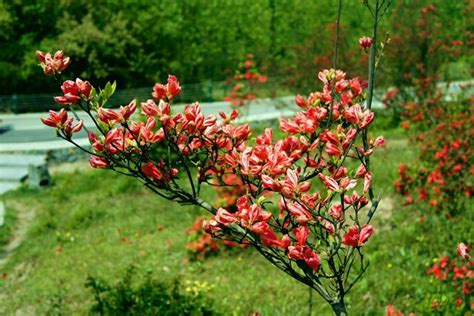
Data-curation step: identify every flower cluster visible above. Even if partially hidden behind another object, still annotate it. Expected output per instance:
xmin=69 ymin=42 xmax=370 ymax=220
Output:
xmin=36 ymin=50 xmax=71 ymax=75
xmin=39 ymin=51 xmax=383 ymax=313
xmin=41 ymin=109 xmax=83 ymax=138
xmin=385 ymin=305 xmax=415 ymax=316
xmin=426 ymin=251 xmax=473 ymax=312
xmin=54 ymin=78 xmax=94 ymax=106
xmin=224 ymin=54 xmax=268 ymax=108
xmin=185 ymin=174 xmax=248 ymax=258
xmin=393 ymin=96 xmax=473 ymax=214
xmin=203 ymin=69 xmax=382 ymax=276
xmin=152 ymin=75 xmax=182 ymax=100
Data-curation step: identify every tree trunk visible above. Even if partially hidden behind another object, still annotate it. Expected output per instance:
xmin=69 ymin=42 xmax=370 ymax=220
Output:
xmin=331 ymin=299 xmax=348 ymax=316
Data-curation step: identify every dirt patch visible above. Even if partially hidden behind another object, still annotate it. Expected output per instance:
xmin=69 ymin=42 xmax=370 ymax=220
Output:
xmin=371 ymin=195 xmax=403 ymax=233
xmin=387 ymin=138 xmax=409 ymax=149
xmin=0 ymin=201 xmax=35 ymax=269
xmin=49 ymin=160 xmax=89 ymax=175
xmin=375 ymin=196 xmax=395 ymax=221
xmin=0 ymin=201 xmax=37 ymax=315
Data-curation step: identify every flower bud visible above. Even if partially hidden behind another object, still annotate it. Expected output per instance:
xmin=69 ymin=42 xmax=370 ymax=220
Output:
xmin=359 ymin=36 xmax=373 ymax=49
xmin=457 ymin=243 xmax=471 ymax=261
xmin=295 ymin=95 xmax=308 ymax=107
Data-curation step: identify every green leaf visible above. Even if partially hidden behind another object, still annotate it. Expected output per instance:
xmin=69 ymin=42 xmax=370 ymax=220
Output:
xmin=104 ymin=82 xmax=112 ymax=99
xmin=111 ymin=81 xmax=117 ymax=95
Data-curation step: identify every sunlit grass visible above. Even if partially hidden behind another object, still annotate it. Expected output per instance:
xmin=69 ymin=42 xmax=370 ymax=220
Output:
xmin=0 ymin=127 xmax=470 ymax=315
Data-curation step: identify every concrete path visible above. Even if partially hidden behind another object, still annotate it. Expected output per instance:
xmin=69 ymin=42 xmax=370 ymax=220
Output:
xmin=0 ymin=95 xmax=388 ymax=148
xmin=0 ymin=97 xmax=297 ymax=150
xmin=0 ymin=154 xmax=47 ymax=195
xmin=0 ymin=202 xmax=4 ymax=227
xmin=0 ymin=97 xmax=297 ymax=194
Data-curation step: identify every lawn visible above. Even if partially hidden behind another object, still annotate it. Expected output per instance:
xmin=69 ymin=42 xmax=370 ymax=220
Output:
xmin=0 ymin=201 xmax=16 ymax=249
xmin=0 ymin=126 xmax=471 ymax=315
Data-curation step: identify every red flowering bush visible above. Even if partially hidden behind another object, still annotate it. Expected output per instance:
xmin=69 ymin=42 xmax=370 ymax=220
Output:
xmin=388 ymin=3 xmax=473 ymax=215
xmin=387 ymin=6 xmax=472 ymax=311
xmin=224 ymin=54 xmax=268 ymax=108
xmin=186 ymin=216 xmax=247 ymax=259
xmin=385 ymin=3 xmax=468 ymax=91
xmin=393 ymin=90 xmax=473 ymax=214
xmin=382 ymin=2 xmax=470 ymax=127
xmin=425 ymin=245 xmax=473 ymax=314
xmin=39 ymin=52 xmax=384 ymax=313
xmin=385 ymin=304 xmax=415 ymax=316
xmin=384 ymin=244 xmax=472 ymax=315
xmin=186 ymin=174 xmax=247 ymax=259
xmin=185 ymin=216 xmax=220 ymax=258
xmin=36 ymin=3 xmax=390 ymax=314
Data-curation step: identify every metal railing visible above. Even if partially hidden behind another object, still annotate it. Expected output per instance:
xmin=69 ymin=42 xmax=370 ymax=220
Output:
xmin=0 ymin=78 xmax=287 ymax=114
xmin=0 ymin=81 xmax=227 ymax=113
xmin=2 ymin=78 xmax=470 ymax=114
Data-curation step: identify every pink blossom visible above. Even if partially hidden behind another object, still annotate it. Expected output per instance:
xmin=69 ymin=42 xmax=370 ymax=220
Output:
xmin=359 ymin=36 xmax=373 ymax=49
xmin=342 ymin=225 xmax=374 ymax=247
xmin=36 ymin=50 xmax=70 ymax=75
xmin=457 ymin=243 xmax=471 ymax=261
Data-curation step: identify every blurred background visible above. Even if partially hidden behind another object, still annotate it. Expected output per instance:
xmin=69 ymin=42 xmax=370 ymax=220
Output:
xmin=0 ymin=0 xmax=471 ymax=112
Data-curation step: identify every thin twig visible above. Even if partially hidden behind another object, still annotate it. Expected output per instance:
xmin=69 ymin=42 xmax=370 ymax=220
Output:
xmin=333 ymin=0 xmax=343 ymax=70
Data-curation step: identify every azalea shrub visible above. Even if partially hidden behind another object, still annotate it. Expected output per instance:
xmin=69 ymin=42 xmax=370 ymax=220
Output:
xmin=224 ymin=54 xmax=268 ymax=108
xmin=424 ymin=244 xmax=473 ymax=314
xmin=389 ymin=3 xmax=473 ymax=215
xmin=185 ymin=216 xmax=220 ymax=258
xmin=383 ymin=245 xmax=472 ymax=316
xmin=391 ymin=80 xmax=472 ymax=316
xmin=36 ymin=2 xmax=390 ymax=314
xmin=387 ymin=5 xmax=473 ymax=311
xmin=393 ymin=90 xmax=473 ymax=215
xmin=385 ymin=304 xmax=415 ymax=316
xmin=185 ymin=216 xmax=246 ymax=259
xmin=38 ymin=48 xmax=384 ymax=313
xmin=382 ymin=2 xmax=469 ymax=127
xmin=385 ymin=2 xmax=468 ymax=92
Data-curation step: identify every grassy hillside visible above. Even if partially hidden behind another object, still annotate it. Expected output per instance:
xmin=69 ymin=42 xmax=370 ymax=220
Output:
xmin=0 ymin=128 xmax=470 ymax=315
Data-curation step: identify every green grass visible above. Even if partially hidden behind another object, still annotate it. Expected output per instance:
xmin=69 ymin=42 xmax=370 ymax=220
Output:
xmin=0 ymin=127 xmax=471 ymax=315
xmin=0 ymin=200 xmax=17 ymax=248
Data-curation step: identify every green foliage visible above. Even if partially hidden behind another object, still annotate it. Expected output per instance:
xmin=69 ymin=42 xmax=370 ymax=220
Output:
xmin=0 ymin=0 xmax=470 ymax=98
xmin=86 ymin=266 xmax=218 ymax=315
xmin=370 ymin=107 xmax=400 ymax=131
xmin=44 ymin=286 xmax=69 ymax=316
xmin=384 ymin=0 xmax=472 ymax=86
xmin=97 ymin=81 xmax=117 ymax=107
